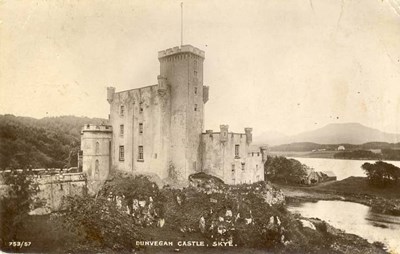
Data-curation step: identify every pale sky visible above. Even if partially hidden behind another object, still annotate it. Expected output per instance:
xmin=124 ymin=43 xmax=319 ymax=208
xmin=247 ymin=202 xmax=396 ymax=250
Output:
xmin=1 ymin=0 xmax=400 ymax=136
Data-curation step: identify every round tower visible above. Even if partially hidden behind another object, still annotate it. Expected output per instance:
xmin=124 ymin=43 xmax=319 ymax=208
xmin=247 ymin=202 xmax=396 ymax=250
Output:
xmin=81 ymin=124 xmax=112 ymax=194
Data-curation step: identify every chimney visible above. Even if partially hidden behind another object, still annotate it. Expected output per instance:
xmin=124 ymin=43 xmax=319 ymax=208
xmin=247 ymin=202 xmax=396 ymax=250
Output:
xmin=107 ymin=87 xmax=115 ymax=104
xmin=244 ymin=127 xmax=253 ymax=144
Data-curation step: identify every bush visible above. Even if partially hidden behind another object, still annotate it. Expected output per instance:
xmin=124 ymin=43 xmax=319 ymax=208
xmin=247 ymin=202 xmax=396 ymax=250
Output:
xmin=61 ymin=195 xmax=142 ymax=252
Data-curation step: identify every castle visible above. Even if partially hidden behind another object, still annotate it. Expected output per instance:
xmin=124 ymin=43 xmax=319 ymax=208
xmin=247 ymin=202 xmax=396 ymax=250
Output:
xmin=80 ymin=45 xmax=266 ymax=186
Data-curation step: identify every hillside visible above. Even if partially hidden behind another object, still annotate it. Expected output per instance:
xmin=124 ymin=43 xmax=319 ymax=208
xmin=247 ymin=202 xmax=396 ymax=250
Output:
xmin=256 ymin=123 xmax=400 ymax=145
xmin=0 ymin=115 xmax=107 ymax=170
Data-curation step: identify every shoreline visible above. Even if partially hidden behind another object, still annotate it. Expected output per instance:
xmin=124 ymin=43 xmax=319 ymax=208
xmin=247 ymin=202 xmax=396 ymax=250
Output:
xmin=274 ymin=177 xmax=400 ymax=216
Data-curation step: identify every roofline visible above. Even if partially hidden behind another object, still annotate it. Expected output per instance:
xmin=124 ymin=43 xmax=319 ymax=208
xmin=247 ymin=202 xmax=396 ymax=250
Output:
xmin=115 ymin=84 xmax=158 ymax=95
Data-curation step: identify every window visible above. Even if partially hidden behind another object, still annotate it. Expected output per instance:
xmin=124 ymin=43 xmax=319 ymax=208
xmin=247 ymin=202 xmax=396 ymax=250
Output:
xmin=194 ymin=70 xmax=197 ymax=77
xmin=231 ymin=164 xmax=235 ymax=172
xmin=120 ymin=124 xmax=124 ymax=136
xmin=194 ymin=104 xmax=198 ymax=111
xmin=241 ymin=163 xmax=245 ymax=171
xmin=194 ymin=60 xmax=197 ymax=69
xmin=95 ymin=160 xmax=99 ymax=176
xmin=120 ymin=105 xmax=125 ymax=116
xmin=138 ymin=146 xmax=144 ymax=161
xmin=139 ymin=123 xmax=143 ymax=134
xmin=139 ymin=103 xmax=143 ymax=113
xmin=194 ymin=87 xmax=198 ymax=94
xmin=95 ymin=142 xmax=100 ymax=154
xmin=235 ymin=144 xmax=240 ymax=158
xmin=119 ymin=146 xmax=124 ymax=161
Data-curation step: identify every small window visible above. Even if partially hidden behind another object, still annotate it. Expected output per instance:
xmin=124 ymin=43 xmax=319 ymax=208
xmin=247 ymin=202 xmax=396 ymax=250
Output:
xmin=194 ymin=70 xmax=197 ymax=77
xmin=120 ymin=105 xmax=125 ymax=116
xmin=138 ymin=146 xmax=144 ymax=161
xmin=232 ymin=164 xmax=235 ymax=172
xmin=194 ymin=104 xmax=198 ymax=111
xmin=95 ymin=142 xmax=100 ymax=154
xmin=119 ymin=146 xmax=124 ymax=161
xmin=235 ymin=144 xmax=240 ymax=158
xmin=194 ymin=60 xmax=197 ymax=69
xmin=256 ymin=164 xmax=259 ymax=172
xmin=139 ymin=103 xmax=143 ymax=113
xmin=241 ymin=163 xmax=245 ymax=171
xmin=154 ymin=153 xmax=157 ymax=159
xmin=194 ymin=87 xmax=198 ymax=94
xmin=120 ymin=124 xmax=124 ymax=136
xmin=95 ymin=160 xmax=99 ymax=176
xmin=139 ymin=123 xmax=143 ymax=134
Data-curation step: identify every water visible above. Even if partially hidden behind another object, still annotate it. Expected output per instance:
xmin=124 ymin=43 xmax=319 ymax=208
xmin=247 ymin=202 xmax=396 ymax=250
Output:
xmin=288 ymin=200 xmax=400 ymax=253
xmin=289 ymin=157 xmax=400 ymax=180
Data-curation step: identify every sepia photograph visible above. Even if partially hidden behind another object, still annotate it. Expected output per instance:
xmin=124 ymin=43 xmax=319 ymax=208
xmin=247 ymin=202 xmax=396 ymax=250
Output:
xmin=0 ymin=0 xmax=400 ymax=253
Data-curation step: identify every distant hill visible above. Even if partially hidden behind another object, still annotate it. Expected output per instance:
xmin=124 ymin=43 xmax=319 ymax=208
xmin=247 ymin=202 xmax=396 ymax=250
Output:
xmin=0 ymin=115 xmax=107 ymax=170
xmin=256 ymin=123 xmax=400 ymax=146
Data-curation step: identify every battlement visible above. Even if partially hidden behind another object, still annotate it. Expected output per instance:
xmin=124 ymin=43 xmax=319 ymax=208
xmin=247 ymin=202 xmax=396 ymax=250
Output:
xmin=158 ymin=45 xmax=205 ymax=59
xmin=81 ymin=124 xmax=112 ymax=133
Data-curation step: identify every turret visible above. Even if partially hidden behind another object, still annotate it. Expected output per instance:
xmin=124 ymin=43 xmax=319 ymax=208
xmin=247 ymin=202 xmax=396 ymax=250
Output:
xmin=203 ymin=86 xmax=209 ymax=103
xmin=107 ymin=87 xmax=115 ymax=103
xmin=244 ymin=128 xmax=253 ymax=144
xmin=220 ymin=125 xmax=229 ymax=143
xmin=260 ymin=146 xmax=269 ymax=162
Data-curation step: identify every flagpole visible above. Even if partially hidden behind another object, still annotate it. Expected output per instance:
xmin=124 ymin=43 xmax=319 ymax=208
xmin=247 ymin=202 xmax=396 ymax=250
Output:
xmin=181 ymin=2 xmax=183 ymax=47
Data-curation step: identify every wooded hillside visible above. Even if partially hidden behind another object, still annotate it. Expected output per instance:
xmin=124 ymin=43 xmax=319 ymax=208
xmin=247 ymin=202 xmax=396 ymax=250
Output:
xmin=0 ymin=115 xmax=107 ymax=170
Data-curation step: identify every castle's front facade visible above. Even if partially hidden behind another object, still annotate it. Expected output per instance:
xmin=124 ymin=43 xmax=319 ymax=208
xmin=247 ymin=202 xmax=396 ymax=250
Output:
xmin=80 ymin=45 xmax=266 ymax=185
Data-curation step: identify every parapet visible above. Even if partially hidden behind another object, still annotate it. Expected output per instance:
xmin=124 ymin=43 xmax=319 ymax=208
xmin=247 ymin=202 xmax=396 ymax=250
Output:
xmin=81 ymin=124 xmax=112 ymax=133
xmin=158 ymin=45 xmax=205 ymax=59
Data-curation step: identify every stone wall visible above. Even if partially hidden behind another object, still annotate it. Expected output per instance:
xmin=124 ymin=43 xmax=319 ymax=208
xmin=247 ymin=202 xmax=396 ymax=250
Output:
xmin=30 ymin=173 xmax=86 ymax=214
xmin=201 ymin=126 xmax=264 ymax=185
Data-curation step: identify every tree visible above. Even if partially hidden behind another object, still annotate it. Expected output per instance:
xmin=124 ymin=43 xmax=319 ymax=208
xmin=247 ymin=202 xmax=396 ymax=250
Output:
xmin=264 ymin=156 xmax=308 ymax=185
xmin=361 ymin=161 xmax=400 ymax=187
xmin=0 ymin=171 xmax=37 ymax=251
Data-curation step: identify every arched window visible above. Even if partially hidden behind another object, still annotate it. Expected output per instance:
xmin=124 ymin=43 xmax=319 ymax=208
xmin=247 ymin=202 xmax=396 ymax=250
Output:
xmin=95 ymin=142 xmax=100 ymax=154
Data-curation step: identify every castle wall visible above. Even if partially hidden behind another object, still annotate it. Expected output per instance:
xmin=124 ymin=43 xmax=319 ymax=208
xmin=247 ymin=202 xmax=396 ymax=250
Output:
xmin=30 ymin=173 xmax=86 ymax=214
xmin=108 ymin=85 xmax=170 ymax=179
xmin=201 ymin=131 xmax=263 ymax=184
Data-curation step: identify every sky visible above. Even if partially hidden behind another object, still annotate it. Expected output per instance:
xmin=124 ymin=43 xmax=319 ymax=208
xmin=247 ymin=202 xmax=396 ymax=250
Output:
xmin=1 ymin=0 xmax=400 ymax=136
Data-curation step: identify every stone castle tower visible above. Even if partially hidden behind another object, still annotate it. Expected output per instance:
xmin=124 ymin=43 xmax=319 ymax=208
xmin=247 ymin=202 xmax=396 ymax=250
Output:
xmin=158 ymin=45 xmax=208 ymax=179
xmin=83 ymin=45 xmax=209 ymax=183
xmin=81 ymin=44 xmax=264 ymax=188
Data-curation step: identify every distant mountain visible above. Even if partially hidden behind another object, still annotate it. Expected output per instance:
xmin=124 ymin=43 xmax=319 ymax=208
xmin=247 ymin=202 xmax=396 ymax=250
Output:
xmin=0 ymin=115 xmax=107 ymax=170
xmin=256 ymin=123 xmax=400 ymax=146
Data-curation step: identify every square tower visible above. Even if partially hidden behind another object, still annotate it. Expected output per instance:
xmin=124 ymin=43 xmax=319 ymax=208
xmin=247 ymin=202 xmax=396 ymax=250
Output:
xmin=158 ymin=45 xmax=207 ymax=181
